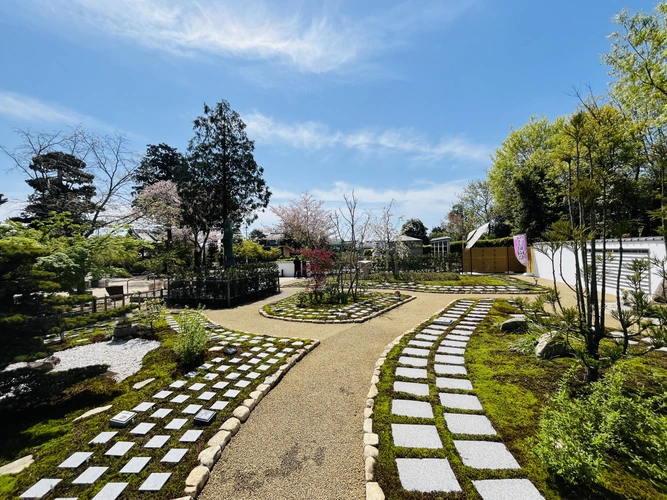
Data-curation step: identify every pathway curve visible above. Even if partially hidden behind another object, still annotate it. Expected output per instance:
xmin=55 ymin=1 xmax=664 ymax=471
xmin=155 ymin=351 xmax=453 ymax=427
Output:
xmin=200 ymin=289 xmax=526 ymax=500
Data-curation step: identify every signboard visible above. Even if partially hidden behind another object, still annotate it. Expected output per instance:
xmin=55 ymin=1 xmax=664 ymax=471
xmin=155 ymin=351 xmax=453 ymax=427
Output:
xmin=513 ymin=234 xmax=528 ymax=266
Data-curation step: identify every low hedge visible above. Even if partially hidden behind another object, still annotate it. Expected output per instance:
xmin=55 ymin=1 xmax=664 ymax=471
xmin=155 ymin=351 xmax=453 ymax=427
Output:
xmin=450 ymin=236 xmax=515 ymax=254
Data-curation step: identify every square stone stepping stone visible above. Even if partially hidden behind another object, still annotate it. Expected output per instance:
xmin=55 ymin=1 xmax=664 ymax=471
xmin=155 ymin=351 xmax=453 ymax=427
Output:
xmin=392 ymin=399 xmax=434 ymax=418
xmin=139 ymin=472 xmax=171 ymax=491
xmin=408 ymin=340 xmax=433 ymax=348
xmin=451 ymin=329 xmax=473 ymax=336
xmin=393 ymin=381 xmax=429 ymax=396
xmin=216 ymin=364 xmax=231 ymax=372
xmin=415 ymin=334 xmax=438 ymax=341
xmin=183 ymin=404 xmax=203 ymax=414
xmin=203 ymin=373 xmax=219 ymax=381
xmin=170 ymin=394 xmax=190 ymax=404
xmin=165 ymin=418 xmax=188 ymax=430
xmin=454 ymin=441 xmax=521 ymax=469
xmin=145 ymin=435 xmax=170 ymax=448
xmin=211 ymin=401 xmax=229 ymax=410
xmin=58 ymin=451 xmax=92 ymax=468
xmin=19 ymin=479 xmax=61 ymax=499
xmin=423 ymin=328 xmax=445 ymax=336
xmin=130 ymin=422 xmax=155 ymax=435
xmin=445 ymin=334 xmax=469 ymax=342
xmin=396 ymin=458 xmax=461 ymax=493
xmin=434 ymin=354 xmax=465 ymax=365
xmin=169 ymin=380 xmax=186 ymax=389
xmin=198 ymin=391 xmax=216 ymax=401
xmin=90 ymin=431 xmax=117 ymax=444
xmin=396 ymin=367 xmax=428 ymax=380
xmin=440 ymin=393 xmax=482 ymax=410
xmin=223 ymin=389 xmax=240 ymax=398
xmin=403 ymin=347 xmax=430 ymax=357
xmin=213 ymin=381 xmax=229 ymax=390
xmin=105 ymin=441 xmax=134 ymax=457
xmin=441 ymin=340 xmax=467 ymax=348
xmin=211 ymin=357 xmax=224 ymax=363
xmin=235 ymin=380 xmax=251 ymax=388
xmin=72 ymin=466 xmax=108 ymax=484
xmin=238 ymin=364 xmax=252 ymax=371
xmin=473 ymin=478 xmax=544 ymax=499
xmin=445 ymin=413 xmax=497 ymax=435
xmin=438 ymin=346 xmax=465 ymax=355
xmin=434 ymin=364 xmax=467 ymax=376
xmin=153 ymin=390 xmax=172 ymax=399
xmin=90 ymin=482 xmax=127 ymax=500
xmin=133 ymin=402 xmax=154 ymax=412
xmin=226 ymin=372 xmax=241 ymax=380
xmin=436 ymin=377 xmax=473 ymax=391
xmin=120 ymin=456 xmax=151 ymax=473
xmin=179 ymin=430 xmax=203 ymax=442
xmin=199 ymin=363 xmax=213 ymax=370
xmin=161 ymin=448 xmax=188 ymax=463
xmin=427 ymin=324 xmax=448 ymax=331
xmin=392 ymin=423 xmax=442 ymax=448
xmin=246 ymin=372 xmax=260 ymax=379
xmin=257 ymin=364 xmax=271 ymax=371
xmin=189 ymin=383 xmax=206 ymax=391
xmin=150 ymin=408 xmax=172 ymax=419
xmin=398 ymin=356 xmax=427 ymax=367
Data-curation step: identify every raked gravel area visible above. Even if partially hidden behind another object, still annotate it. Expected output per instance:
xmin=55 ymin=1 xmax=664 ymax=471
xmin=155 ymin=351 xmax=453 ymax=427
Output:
xmin=4 ymin=338 xmax=160 ymax=381
xmin=200 ymin=288 xmax=528 ymax=500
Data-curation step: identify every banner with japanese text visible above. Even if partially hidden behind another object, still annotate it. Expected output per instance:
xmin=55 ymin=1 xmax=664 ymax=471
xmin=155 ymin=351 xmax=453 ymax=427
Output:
xmin=513 ymin=233 xmax=528 ymax=266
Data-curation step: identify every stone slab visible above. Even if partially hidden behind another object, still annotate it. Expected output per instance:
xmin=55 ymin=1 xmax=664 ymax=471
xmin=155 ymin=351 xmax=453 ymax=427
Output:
xmin=473 ymin=478 xmax=544 ymax=499
xmin=153 ymin=390 xmax=172 ymax=399
xmin=133 ymin=402 xmax=155 ymax=412
xmin=436 ymin=377 xmax=473 ymax=391
xmin=171 ymin=394 xmax=190 ymax=404
xmin=415 ymin=334 xmax=439 ymax=341
xmin=74 ymin=405 xmax=113 ymax=422
xmin=211 ymin=401 xmax=229 ymax=411
xmin=72 ymin=466 xmax=108 ymax=484
xmin=454 ymin=441 xmax=521 ymax=469
xmin=89 ymin=431 xmax=117 ymax=445
xmin=434 ymin=364 xmax=467 ymax=376
xmin=398 ymin=356 xmax=427 ymax=367
xmin=183 ymin=404 xmax=203 ymax=414
xmin=0 ymin=454 xmax=34 ymax=475
xmin=105 ymin=441 xmax=134 ymax=457
xmin=165 ymin=418 xmax=188 ymax=430
xmin=130 ymin=422 xmax=155 ymax=435
xmin=212 ymin=381 xmax=229 ymax=390
xmin=403 ymin=347 xmax=430 ymax=357
xmin=139 ymin=472 xmax=171 ymax=491
xmin=441 ymin=340 xmax=467 ymax=348
xmin=445 ymin=413 xmax=497 ymax=435
xmin=58 ymin=452 xmax=92 ymax=468
xmin=408 ymin=340 xmax=434 ymax=348
xmin=392 ymin=423 xmax=442 ymax=448
xmin=434 ymin=354 xmax=465 ymax=365
xmin=144 ymin=435 xmax=170 ymax=448
xmin=119 ymin=456 xmax=151 ymax=473
xmin=223 ymin=389 xmax=240 ymax=398
xmin=440 ymin=393 xmax=482 ymax=410
xmin=392 ymin=399 xmax=434 ymax=418
xmin=396 ymin=458 xmax=461 ymax=493
xmin=169 ymin=380 xmax=186 ymax=389
xmin=198 ymin=391 xmax=216 ymax=400
xmin=180 ymin=429 xmax=203 ymax=442
xmin=189 ymin=383 xmax=205 ymax=391
xmin=90 ymin=482 xmax=128 ymax=500
xmin=20 ymin=479 xmax=62 ymax=499
xmin=396 ymin=367 xmax=428 ymax=379
xmin=438 ymin=346 xmax=465 ymax=355
xmin=393 ymin=381 xmax=429 ymax=396
xmin=150 ymin=408 xmax=172 ymax=419
xmin=132 ymin=378 xmax=155 ymax=390
xmin=161 ymin=448 xmax=188 ymax=463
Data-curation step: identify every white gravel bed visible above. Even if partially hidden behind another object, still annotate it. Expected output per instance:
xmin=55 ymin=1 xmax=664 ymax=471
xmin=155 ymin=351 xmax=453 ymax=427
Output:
xmin=5 ymin=338 xmax=161 ymax=381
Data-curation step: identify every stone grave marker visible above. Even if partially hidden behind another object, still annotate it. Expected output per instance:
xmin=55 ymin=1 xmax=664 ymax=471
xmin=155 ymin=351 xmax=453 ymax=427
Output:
xmin=194 ymin=409 xmax=216 ymax=425
xmin=109 ymin=411 xmax=137 ymax=428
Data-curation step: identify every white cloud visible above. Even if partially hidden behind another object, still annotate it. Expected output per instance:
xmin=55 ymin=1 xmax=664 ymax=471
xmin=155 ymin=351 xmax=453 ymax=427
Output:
xmin=0 ymin=91 xmax=100 ymax=126
xmin=10 ymin=0 xmax=476 ymax=75
xmin=244 ymin=112 xmax=491 ymax=163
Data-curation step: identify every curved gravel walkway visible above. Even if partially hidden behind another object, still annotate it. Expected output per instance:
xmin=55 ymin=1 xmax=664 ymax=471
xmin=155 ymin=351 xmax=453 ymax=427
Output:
xmin=200 ymin=289 xmax=527 ymax=500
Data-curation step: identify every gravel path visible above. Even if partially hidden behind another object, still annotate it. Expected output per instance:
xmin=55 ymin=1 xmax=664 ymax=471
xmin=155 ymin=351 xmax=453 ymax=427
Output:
xmin=200 ymin=289 xmax=525 ymax=500
xmin=5 ymin=338 xmax=160 ymax=381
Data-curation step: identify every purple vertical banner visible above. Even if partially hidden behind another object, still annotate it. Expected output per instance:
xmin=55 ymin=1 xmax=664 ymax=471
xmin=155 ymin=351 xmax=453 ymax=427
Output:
xmin=513 ymin=234 xmax=528 ymax=266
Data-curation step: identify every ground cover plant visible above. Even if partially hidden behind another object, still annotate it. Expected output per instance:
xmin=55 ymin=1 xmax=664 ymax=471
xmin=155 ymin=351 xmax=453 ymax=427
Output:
xmin=263 ymin=290 xmax=411 ymax=322
xmin=364 ymin=273 xmax=542 ymax=290
xmin=0 ymin=310 xmax=314 ymax=499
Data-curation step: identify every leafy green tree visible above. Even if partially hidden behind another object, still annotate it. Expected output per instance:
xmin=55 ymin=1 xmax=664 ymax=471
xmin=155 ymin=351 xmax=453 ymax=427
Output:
xmin=401 ymin=218 xmax=428 ymax=243
xmin=22 ymin=151 xmax=96 ymax=226
xmin=133 ymin=143 xmax=185 ymax=194
xmin=439 ymin=203 xmax=470 ymax=241
xmin=181 ymin=100 xmax=271 ymax=267
xmin=249 ymin=229 xmax=267 ymax=246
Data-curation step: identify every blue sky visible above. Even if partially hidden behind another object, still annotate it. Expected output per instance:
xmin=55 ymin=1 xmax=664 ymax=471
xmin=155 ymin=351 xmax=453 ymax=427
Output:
xmin=0 ymin=0 xmax=658 ymax=232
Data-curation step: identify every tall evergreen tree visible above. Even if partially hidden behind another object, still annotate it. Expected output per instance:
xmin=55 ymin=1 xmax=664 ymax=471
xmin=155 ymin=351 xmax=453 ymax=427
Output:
xmin=133 ymin=143 xmax=185 ymax=194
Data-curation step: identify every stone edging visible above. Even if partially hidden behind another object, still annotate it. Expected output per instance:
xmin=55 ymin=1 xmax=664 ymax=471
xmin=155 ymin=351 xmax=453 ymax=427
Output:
xmin=259 ymin=295 xmax=416 ymax=324
xmin=362 ymin=300 xmax=458 ymax=500
xmin=178 ymin=339 xmax=321 ymax=499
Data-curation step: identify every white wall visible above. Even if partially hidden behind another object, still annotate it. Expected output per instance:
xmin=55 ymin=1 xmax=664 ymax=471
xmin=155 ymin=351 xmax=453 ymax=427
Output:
xmin=532 ymin=237 xmax=666 ymax=298
xmin=277 ymin=261 xmax=295 ymax=277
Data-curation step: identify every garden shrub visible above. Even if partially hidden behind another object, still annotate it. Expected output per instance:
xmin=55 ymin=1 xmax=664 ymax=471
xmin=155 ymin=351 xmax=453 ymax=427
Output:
xmin=172 ymin=310 xmax=210 ymax=366
xmin=534 ymin=368 xmax=667 ymax=487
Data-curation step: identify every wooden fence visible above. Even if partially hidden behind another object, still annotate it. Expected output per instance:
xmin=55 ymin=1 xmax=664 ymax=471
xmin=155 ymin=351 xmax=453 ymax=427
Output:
xmin=462 ymin=247 xmax=527 ymax=274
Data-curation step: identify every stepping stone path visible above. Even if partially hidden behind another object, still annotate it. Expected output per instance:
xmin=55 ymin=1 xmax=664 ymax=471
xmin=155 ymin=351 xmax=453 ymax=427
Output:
xmin=363 ymin=281 xmax=540 ymax=294
xmin=19 ymin=313 xmax=316 ymax=500
xmin=368 ymin=298 xmax=545 ymax=498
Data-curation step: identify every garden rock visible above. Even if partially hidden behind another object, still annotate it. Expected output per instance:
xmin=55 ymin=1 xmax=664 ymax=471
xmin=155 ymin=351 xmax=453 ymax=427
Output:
xmin=185 ymin=465 xmax=209 ymax=494
xmin=500 ymin=317 xmax=527 ymax=333
xmin=0 ymin=455 xmax=33 ymax=475
xmin=29 ymin=356 xmax=60 ymax=371
xmin=535 ymin=333 xmax=571 ymax=359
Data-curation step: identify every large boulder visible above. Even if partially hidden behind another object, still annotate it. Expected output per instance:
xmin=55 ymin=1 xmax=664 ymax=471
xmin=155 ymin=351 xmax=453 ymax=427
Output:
xmin=535 ymin=333 xmax=571 ymax=359
xmin=501 ymin=317 xmax=527 ymax=333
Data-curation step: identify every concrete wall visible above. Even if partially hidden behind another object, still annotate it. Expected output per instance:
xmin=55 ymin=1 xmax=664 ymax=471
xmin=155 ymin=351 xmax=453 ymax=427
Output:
xmin=277 ymin=261 xmax=295 ymax=277
xmin=532 ymin=237 xmax=666 ymax=298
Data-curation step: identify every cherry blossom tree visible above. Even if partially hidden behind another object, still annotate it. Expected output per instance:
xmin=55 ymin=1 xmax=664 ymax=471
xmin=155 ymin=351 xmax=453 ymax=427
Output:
xmin=268 ymin=191 xmax=333 ymax=248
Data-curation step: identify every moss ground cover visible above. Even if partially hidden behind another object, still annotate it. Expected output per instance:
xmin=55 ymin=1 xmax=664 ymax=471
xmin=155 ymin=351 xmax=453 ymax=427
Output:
xmin=262 ymin=291 xmax=413 ymax=322
xmin=0 ymin=312 xmax=314 ymax=500
xmin=364 ymin=274 xmax=542 ymax=291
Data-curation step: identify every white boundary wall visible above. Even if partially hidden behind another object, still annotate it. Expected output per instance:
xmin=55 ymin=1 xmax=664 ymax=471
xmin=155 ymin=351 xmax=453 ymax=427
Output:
xmin=532 ymin=237 xmax=666 ymax=298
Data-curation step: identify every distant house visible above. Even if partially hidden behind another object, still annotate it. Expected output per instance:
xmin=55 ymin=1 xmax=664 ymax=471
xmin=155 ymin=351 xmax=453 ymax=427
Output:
xmin=399 ymin=235 xmax=424 ymax=256
xmin=430 ymin=236 xmax=451 ymax=255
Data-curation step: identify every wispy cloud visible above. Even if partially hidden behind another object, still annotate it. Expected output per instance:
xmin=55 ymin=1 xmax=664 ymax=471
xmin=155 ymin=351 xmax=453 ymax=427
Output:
xmin=244 ymin=112 xmax=491 ymax=163
xmin=0 ymin=90 xmax=100 ymax=126
xmin=9 ymin=0 xmax=476 ymax=75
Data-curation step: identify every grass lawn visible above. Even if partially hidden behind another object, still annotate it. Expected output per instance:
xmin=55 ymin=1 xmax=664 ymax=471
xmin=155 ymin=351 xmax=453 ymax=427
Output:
xmin=373 ymin=298 xmax=667 ymax=499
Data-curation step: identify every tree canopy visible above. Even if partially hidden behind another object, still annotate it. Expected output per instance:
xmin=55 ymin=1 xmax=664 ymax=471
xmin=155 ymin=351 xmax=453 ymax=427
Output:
xmin=401 ymin=218 xmax=428 ymax=243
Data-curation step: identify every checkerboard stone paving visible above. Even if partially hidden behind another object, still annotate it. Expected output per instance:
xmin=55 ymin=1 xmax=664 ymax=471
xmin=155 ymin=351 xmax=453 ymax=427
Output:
xmin=19 ymin=314 xmax=314 ymax=500
xmin=383 ymin=299 xmax=544 ymax=497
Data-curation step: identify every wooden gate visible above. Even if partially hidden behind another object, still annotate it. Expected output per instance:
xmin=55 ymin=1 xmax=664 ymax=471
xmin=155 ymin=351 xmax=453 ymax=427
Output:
xmin=462 ymin=247 xmax=527 ymax=273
